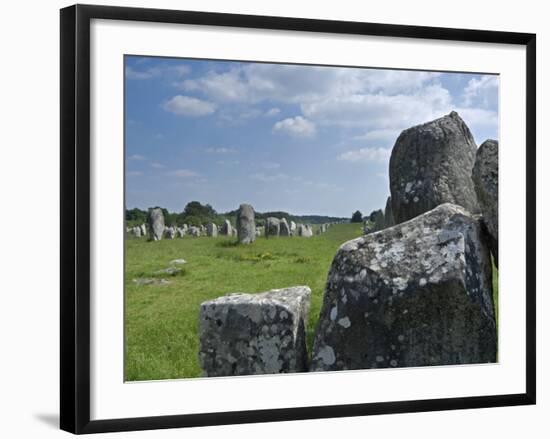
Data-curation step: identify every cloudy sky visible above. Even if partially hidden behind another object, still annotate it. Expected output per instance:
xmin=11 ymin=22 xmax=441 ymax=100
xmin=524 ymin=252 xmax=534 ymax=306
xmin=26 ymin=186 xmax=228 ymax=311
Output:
xmin=125 ymin=56 xmax=498 ymax=217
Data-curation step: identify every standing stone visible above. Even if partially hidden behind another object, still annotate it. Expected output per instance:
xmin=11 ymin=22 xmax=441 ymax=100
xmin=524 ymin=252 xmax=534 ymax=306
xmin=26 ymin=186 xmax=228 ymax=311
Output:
xmin=290 ymin=221 xmax=297 ymax=236
xmin=177 ymin=227 xmax=186 ymax=238
xmin=297 ymin=224 xmax=312 ymax=238
xmin=206 ymin=222 xmax=218 ymax=237
xmin=189 ymin=226 xmax=201 ymax=237
xmin=279 ymin=218 xmax=290 ymax=236
xmin=311 ymin=203 xmax=496 ymax=372
xmin=236 ymin=204 xmax=256 ymax=244
xmin=265 ymin=217 xmax=280 ymax=237
xmin=472 ymin=139 xmax=498 ymax=266
xmin=199 ymin=286 xmax=311 ymax=377
xmin=384 ymin=196 xmax=395 ymax=228
xmin=132 ymin=226 xmax=141 ymax=238
xmin=140 ymin=223 xmax=147 ymax=236
xmin=147 ymin=208 xmax=165 ymax=241
xmin=164 ymin=226 xmax=176 ymax=239
xmin=220 ymin=219 xmax=233 ymax=236
xmin=389 ymin=111 xmax=480 ymax=224
xmin=371 ymin=209 xmax=385 ymax=231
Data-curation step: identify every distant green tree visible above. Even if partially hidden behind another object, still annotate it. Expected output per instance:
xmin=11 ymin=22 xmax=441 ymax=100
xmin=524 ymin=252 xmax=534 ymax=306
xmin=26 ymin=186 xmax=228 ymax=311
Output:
xmin=351 ymin=210 xmax=363 ymax=223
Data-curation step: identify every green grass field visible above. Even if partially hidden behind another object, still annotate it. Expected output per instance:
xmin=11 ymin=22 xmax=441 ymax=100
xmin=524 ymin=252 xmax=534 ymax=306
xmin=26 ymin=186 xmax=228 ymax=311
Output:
xmin=125 ymin=223 xmax=499 ymax=381
xmin=125 ymin=223 xmax=364 ymax=381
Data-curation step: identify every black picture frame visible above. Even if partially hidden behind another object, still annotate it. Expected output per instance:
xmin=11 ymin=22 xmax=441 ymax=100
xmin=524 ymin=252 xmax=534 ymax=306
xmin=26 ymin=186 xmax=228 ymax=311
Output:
xmin=60 ymin=4 xmax=536 ymax=434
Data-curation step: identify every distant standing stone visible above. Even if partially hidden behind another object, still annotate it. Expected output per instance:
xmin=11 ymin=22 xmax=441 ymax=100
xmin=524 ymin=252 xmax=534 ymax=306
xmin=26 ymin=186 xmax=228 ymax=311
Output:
xmin=220 ymin=219 xmax=233 ymax=236
xmin=290 ymin=221 xmax=297 ymax=236
xmin=199 ymin=286 xmax=311 ymax=377
xmin=147 ymin=208 xmax=165 ymax=241
xmin=140 ymin=223 xmax=147 ymax=236
xmin=206 ymin=222 xmax=218 ymax=238
xmin=371 ymin=209 xmax=385 ymax=231
xmin=279 ymin=218 xmax=290 ymax=236
xmin=472 ymin=139 xmax=499 ymax=266
xmin=236 ymin=204 xmax=256 ymax=244
xmin=310 ymin=203 xmax=496 ymax=372
xmin=389 ymin=111 xmax=480 ymax=224
xmin=164 ymin=226 xmax=176 ymax=239
xmin=384 ymin=196 xmax=395 ymax=228
xmin=265 ymin=217 xmax=280 ymax=237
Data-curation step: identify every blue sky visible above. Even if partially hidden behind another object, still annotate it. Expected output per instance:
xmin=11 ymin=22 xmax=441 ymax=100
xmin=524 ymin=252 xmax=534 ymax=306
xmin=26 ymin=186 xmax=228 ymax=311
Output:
xmin=125 ymin=56 xmax=498 ymax=217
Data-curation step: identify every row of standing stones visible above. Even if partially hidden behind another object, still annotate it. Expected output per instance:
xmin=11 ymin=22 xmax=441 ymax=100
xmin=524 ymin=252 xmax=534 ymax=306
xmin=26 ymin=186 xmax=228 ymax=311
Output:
xmin=129 ymin=205 xmax=330 ymax=242
xmin=196 ymin=111 xmax=499 ymax=376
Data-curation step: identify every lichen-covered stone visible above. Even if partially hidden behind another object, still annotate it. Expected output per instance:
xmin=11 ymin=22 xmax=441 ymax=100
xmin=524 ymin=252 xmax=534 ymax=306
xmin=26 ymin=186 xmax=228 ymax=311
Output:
xmin=371 ymin=209 xmax=385 ymax=231
xmin=472 ymin=139 xmax=498 ymax=266
xmin=199 ymin=286 xmax=311 ymax=377
xmin=147 ymin=208 xmax=165 ymax=241
xmin=311 ymin=203 xmax=496 ymax=371
xmin=220 ymin=219 xmax=233 ymax=236
xmin=389 ymin=111 xmax=480 ymax=224
xmin=236 ymin=203 xmax=256 ymax=244
xmin=265 ymin=217 xmax=280 ymax=237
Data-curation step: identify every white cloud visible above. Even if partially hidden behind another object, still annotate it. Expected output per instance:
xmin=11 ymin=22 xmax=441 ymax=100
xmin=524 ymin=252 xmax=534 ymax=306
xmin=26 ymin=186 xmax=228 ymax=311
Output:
xmin=462 ymin=75 xmax=499 ymax=108
xmin=125 ymin=66 xmax=161 ymax=80
xmin=250 ymin=172 xmax=290 ymax=182
xmin=265 ymin=107 xmax=281 ymax=117
xmin=261 ymin=161 xmax=281 ymax=170
xmin=353 ymin=128 xmax=401 ymax=144
xmin=216 ymin=160 xmax=240 ymax=166
xmin=273 ymin=116 xmax=316 ymax=138
xmin=167 ymin=169 xmax=199 ymax=178
xmin=163 ymin=95 xmax=216 ymax=116
xmin=128 ymin=154 xmax=146 ymax=161
xmin=337 ymin=147 xmax=391 ymax=163
xmin=455 ymin=107 xmax=499 ymax=131
xmin=204 ymin=147 xmax=237 ymax=154
xmin=150 ymin=162 xmax=165 ymax=169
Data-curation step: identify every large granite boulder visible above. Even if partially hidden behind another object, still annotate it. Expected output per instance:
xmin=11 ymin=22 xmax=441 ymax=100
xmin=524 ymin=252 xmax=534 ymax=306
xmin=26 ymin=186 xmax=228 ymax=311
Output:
xmin=389 ymin=111 xmax=480 ymax=224
xmin=199 ymin=286 xmax=311 ymax=377
xmin=279 ymin=218 xmax=291 ymax=236
xmin=236 ymin=204 xmax=256 ymax=244
xmin=310 ymin=203 xmax=496 ymax=372
xmin=147 ymin=208 xmax=165 ymax=241
xmin=206 ymin=222 xmax=218 ymax=237
xmin=472 ymin=139 xmax=498 ymax=266
xmin=220 ymin=219 xmax=233 ymax=236
xmin=384 ymin=196 xmax=395 ymax=228
xmin=290 ymin=221 xmax=297 ymax=236
xmin=296 ymin=224 xmax=313 ymax=238
xmin=265 ymin=217 xmax=280 ymax=237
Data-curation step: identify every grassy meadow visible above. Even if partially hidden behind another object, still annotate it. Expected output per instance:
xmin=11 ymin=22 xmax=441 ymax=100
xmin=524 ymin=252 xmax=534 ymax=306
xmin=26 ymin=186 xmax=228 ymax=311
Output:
xmin=125 ymin=223 xmax=364 ymax=381
xmin=125 ymin=223 xmax=499 ymax=381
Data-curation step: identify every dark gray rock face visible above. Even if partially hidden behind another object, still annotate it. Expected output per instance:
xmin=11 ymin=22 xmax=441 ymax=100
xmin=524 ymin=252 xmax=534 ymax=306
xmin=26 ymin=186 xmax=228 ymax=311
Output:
xmin=390 ymin=111 xmax=480 ymax=224
xmin=265 ymin=217 xmax=280 ymax=237
xmin=147 ymin=208 xmax=165 ymax=241
xmin=199 ymin=286 xmax=311 ymax=377
xmin=236 ymin=204 xmax=256 ymax=244
xmin=279 ymin=218 xmax=290 ymax=236
xmin=472 ymin=139 xmax=498 ymax=266
xmin=310 ymin=203 xmax=496 ymax=372
xmin=371 ymin=209 xmax=385 ymax=231
xmin=384 ymin=196 xmax=395 ymax=228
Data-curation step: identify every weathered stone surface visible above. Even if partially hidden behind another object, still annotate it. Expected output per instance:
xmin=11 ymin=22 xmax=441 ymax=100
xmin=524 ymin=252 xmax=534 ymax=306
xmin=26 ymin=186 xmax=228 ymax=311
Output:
xmin=297 ymin=224 xmax=313 ymax=238
xmin=236 ymin=204 xmax=256 ymax=244
xmin=164 ymin=226 xmax=176 ymax=239
xmin=279 ymin=218 xmax=291 ymax=236
xmin=147 ymin=208 xmax=165 ymax=241
xmin=472 ymin=139 xmax=498 ymax=266
xmin=199 ymin=286 xmax=311 ymax=377
xmin=206 ymin=222 xmax=218 ymax=237
xmin=140 ymin=223 xmax=147 ymax=236
xmin=189 ymin=226 xmax=201 ymax=237
xmin=311 ymin=203 xmax=496 ymax=371
xmin=384 ymin=196 xmax=395 ymax=228
xmin=389 ymin=111 xmax=480 ymax=224
xmin=290 ymin=221 xmax=297 ymax=236
xmin=220 ymin=219 xmax=233 ymax=236
xmin=132 ymin=226 xmax=142 ymax=238
xmin=265 ymin=217 xmax=280 ymax=237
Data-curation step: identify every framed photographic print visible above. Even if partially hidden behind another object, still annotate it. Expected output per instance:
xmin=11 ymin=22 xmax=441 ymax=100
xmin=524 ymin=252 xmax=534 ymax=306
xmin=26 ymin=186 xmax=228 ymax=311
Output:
xmin=60 ymin=4 xmax=536 ymax=434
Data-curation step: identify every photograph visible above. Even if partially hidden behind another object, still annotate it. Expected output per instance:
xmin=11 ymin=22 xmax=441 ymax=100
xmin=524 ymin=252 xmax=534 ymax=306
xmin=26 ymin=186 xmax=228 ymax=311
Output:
xmin=124 ymin=55 xmax=500 ymax=381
